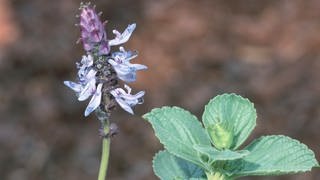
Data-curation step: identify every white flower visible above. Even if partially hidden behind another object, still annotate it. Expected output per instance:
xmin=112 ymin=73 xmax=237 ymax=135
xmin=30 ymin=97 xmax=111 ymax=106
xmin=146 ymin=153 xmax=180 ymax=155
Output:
xmin=78 ymin=77 xmax=96 ymax=101
xmin=77 ymin=55 xmax=94 ymax=81
xmin=110 ymin=84 xmax=145 ymax=114
xmin=108 ymin=23 xmax=136 ymax=46
xmin=64 ymin=68 xmax=97 ymax=98
xmin=108 ymin=47 xmax=147 ymax=82
xmin=64 ymin=81 xmax=82 ymax=93
xmin=81 ymin=54 xmax=93 ymax=67
xmin=64 ymin=55 xmax=102 ymax=116
xmin=84 ymin=83 xmax=103 ymax=117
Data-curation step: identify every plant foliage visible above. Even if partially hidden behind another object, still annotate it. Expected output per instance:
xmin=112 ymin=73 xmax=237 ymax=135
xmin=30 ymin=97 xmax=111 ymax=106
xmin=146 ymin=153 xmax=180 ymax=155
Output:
xmin=143 ymin=93 xmax=319 ymax=180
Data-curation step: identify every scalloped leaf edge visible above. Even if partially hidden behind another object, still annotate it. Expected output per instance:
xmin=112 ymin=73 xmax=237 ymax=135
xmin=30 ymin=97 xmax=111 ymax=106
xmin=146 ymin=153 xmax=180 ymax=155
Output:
xmin=144 ymin=106 xmax=211 ymax=169
xmin=231 ymin=135 xmax=319 ymax=177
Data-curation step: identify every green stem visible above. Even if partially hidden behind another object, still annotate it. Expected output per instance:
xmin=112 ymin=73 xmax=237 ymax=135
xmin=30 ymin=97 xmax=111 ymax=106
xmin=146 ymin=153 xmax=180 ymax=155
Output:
xmin=98 ymin=121 xmax=110 ymax=180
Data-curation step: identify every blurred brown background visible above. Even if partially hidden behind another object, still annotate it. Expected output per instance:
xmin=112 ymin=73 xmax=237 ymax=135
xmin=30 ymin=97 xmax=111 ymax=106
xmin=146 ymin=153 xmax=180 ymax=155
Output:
xmin=0 ymin=0 xmax=319 ymax=179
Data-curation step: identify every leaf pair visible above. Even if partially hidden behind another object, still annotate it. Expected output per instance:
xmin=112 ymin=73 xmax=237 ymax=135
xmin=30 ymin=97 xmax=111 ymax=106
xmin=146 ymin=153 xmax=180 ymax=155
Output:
xmin=143 ymin=94 xmax=318 ymax=179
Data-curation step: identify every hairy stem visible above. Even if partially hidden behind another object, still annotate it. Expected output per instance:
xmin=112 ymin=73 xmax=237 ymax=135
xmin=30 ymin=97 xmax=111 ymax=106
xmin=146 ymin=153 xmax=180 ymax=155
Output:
xmin=98 ymin=120 xmax=110 ymax=180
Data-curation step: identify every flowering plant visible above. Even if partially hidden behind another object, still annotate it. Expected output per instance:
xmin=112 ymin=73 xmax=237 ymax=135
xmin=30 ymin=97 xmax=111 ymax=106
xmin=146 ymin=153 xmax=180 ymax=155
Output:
xmin=63 ymin=2 xmax=147 ymax=180
xmin=144 ymin=94 xmax=319 ymax=180
xmin=63 ymin=3 xmax=319 ymax=180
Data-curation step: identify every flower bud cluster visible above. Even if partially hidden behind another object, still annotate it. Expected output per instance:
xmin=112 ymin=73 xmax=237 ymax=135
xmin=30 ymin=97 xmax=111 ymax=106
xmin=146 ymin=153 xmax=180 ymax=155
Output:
xmin=64 ymin=3 xmax=147 ymax=117
xmin=79 ymin=4 xmax=109 ymax=55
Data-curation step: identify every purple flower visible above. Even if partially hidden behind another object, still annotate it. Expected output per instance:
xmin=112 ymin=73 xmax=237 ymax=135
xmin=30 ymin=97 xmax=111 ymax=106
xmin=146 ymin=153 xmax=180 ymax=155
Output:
xmin=110 ymin=85 xmax=145 ymax=114
xmin=108 ymin=47 xmax=147 ymax=82
xmin=79 ymin=5 xmax=110 ymax=54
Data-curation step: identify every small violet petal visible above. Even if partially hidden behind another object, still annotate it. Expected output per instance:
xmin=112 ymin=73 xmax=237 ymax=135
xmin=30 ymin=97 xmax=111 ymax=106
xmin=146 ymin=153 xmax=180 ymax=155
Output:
xmin=84 ymin=69 xmax=97 ymax=81
xmin=108 ymin=23 xmax=136 ymax=46
xmin=78 ymin=78 xmax=96 ymax=101
xmin=131 ymin=64 xmax=148 ymax=71
xmin=84 ymin=83 xmax=103 ymax=116
xmin=64 ymin=81 xmax=82 ymax=93
xmin=81 ymin=54 xmax=93 ymax=67
xmin=116 ymin=98 xmax=134 ymax=114
xmin=112 ymin=47 xmax=138 ymax=62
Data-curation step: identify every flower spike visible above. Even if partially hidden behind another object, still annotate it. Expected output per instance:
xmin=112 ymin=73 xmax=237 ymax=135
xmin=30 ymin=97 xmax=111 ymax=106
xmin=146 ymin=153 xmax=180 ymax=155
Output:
xmin=65 ymin=3 xmax=146 ymax=117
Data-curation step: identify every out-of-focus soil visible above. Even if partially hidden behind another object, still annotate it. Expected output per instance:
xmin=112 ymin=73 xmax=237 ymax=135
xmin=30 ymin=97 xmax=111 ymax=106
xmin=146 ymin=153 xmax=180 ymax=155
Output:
xmin=0 ymin=0 xmax=319 ymax=179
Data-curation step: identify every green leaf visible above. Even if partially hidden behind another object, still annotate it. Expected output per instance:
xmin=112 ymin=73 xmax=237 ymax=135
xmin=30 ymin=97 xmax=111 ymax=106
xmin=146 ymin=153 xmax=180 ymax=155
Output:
xmin=202 ymin=93 xmax=256 ymax=149
xmin=143 ymin=107 xmax=211 ymax=169
xmin=226 ymin=135 xmax=319 ymax=177
xmin=153 ymin=150 xmax=206 ymax=180
xmin=193 ymin=144 xmax=249 ymax=165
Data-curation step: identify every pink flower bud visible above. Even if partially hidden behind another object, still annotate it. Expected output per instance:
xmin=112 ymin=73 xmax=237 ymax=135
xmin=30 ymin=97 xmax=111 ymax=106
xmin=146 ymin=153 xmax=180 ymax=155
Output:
xmin=79 ymin=4 xmax=110 ymax=54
